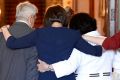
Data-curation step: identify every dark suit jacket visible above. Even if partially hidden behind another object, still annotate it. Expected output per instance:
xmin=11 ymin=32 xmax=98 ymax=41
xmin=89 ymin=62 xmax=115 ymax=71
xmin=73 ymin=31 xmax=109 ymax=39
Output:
xmin=0 ymin=22 xmax=38 ymax=80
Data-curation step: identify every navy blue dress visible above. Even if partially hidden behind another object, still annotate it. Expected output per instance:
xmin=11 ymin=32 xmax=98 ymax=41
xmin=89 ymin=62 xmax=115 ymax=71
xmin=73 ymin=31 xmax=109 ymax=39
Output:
xmin=6 ymin=27 xmax=102 ymax=80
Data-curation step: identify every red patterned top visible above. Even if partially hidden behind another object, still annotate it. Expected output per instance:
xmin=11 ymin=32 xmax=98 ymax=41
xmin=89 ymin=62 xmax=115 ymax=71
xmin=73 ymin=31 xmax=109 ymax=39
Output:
xmin=102 ymin=31 xmax=120 ymax=50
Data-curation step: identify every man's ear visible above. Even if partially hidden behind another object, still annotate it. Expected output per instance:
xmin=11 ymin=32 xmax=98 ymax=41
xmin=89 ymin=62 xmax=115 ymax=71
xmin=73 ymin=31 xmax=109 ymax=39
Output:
xmin=28 ymin=16 xmax=34 ymax=27
xmin=28 ymin=15 xmax=35 ymax=28
xmin=28 ymin=16 xmax=32 ymax=24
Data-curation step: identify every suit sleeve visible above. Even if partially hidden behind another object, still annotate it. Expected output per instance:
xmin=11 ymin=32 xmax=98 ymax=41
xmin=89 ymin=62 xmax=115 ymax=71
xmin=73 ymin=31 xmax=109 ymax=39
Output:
xmin=25 ymin=47 xmax=39 ymax=80
xmin=102 ymin=31 xmax=120 ymax=50
xmin=52 ymin=49 xmax=81 ymax=78
xmin=6 ymin=31 xmax=37 ymax=49
xmin=75 ymin=32 xmax=102 ymax=57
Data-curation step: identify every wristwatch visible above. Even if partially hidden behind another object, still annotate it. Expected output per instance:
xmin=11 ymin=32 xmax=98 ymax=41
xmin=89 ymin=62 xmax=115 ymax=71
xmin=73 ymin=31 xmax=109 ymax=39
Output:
xmin=48 ymin=65 xmax=54 ymax=72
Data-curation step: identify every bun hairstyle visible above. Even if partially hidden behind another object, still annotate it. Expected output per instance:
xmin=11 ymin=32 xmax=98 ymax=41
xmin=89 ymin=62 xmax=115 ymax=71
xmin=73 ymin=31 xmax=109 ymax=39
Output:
xmin=43 ymin=5 xmax=68 ymax=27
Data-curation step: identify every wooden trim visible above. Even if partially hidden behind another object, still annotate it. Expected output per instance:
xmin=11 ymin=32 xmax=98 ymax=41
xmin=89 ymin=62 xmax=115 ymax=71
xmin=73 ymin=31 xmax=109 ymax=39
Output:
xmin=89 ymin=0 xmax=94 ymax=17
xmin=74 ymin=0 xmax=78 ymax=13
xmin=115 ymin=0 xmax=119 ymax=33
xmin=104 ymin=0 xmax=110 ymax=36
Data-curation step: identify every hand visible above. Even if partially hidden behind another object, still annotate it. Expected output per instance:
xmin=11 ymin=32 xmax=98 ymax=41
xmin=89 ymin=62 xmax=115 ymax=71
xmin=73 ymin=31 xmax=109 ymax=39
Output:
xmin=1 ymin=25 xmax=10 ymax=29
xmin=1 ymin=25 xmax=10 ymax=32
xmin=37 ymin=59 xmax=49 ymax=73
xmin=1 ymin=25 xmax=11 ymax=41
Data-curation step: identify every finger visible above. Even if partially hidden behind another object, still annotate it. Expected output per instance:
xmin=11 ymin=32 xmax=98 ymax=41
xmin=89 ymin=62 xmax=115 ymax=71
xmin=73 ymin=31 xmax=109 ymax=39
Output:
xmin=38 ymin=59 xmax=41 ymax=62
xmin=6 ymin=25 xmax=10 ymax=28
xmin=37 ymin=64 xmax=39 ymax=67
xmin=38 ymin=59 xmax=43 ymax=63
xmin=2 ymin=25 xmax=9 ymax=28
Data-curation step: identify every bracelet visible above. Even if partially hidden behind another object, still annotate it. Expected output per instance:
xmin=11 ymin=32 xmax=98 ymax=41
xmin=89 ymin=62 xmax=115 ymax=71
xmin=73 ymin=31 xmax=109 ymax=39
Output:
xmin=48 ymin=65 xmax=54 ymax=72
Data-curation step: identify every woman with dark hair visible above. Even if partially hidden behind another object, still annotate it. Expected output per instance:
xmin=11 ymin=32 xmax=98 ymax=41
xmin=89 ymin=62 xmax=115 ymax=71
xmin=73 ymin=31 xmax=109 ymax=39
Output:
xmin=69 ymin=13 xmax=97 ymax=35
xmin=43 ymin=5 xmax=68 ymax=27
xmin=80 ymin=13 xmax=120 ymax=50
xmin=1 ymin=5 xmax=102 ymax=80
xmin=37 ymin=13 xmax=118 ymax=80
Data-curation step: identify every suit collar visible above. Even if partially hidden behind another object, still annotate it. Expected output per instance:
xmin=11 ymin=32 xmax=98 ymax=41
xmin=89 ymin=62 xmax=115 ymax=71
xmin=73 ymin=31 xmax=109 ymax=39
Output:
xmin=85 ymin=30 xmax=101 ymax=36
xmin=16 ymin=20 xmax=30 ymax=27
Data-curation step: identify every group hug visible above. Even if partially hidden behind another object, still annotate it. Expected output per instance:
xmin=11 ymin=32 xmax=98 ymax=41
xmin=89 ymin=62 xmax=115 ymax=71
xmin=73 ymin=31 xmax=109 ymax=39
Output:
xmin=0 ymin=1 xmax=120 ymax=80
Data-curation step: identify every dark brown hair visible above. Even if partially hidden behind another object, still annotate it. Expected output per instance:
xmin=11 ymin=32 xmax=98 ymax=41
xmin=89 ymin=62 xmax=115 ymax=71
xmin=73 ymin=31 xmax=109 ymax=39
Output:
xmin=43 ymin=5 xmax=68 ymax=27
xmin=69 ymin=13 xmax=97 ymax=35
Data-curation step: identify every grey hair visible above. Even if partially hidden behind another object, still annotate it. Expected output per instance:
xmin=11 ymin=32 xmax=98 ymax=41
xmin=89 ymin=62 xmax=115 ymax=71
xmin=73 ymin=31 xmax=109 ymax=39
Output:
xmin=16 ymin=1 xmax=38 ymax=21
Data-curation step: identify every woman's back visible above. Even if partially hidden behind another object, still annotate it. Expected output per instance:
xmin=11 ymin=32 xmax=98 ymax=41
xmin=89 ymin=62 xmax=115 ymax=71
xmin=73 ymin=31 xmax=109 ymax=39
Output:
xmin=36 ymin=27 xmax=78 ymax=80
xmin=36 ymin=27 xmax=79 ymax=63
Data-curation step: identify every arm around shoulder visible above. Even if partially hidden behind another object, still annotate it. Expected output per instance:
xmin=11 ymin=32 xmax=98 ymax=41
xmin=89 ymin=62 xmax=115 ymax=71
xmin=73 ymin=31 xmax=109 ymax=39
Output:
xmin=1 ymin=25 xmax=11 ymax=41
xmin=76 ymin=35 xmax=102 ymax=56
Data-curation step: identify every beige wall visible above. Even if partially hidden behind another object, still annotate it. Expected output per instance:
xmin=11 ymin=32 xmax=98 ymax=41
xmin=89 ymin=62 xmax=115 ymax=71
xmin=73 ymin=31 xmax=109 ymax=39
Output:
xmin=94 ymin=0 xmax=105 ymax=35
xmin=63 ymin=0 xmax=73 ymax=8
xmin=76 ymin=0 xmax=105 ymax=35
xmin=77 ymin=0 xmax=89 ymax=13
xmin=94 ymin=0 xmax=107 ymax=35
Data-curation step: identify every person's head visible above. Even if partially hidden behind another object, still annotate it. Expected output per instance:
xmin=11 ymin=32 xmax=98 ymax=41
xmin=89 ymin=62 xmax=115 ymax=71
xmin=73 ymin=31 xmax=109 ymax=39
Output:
xmin=64 ymin=6 xmax=74 ymax=26
xmin=69 ymin=13 xmax=97 ymax=35
xmin=16 ymin=1 xmax=38 ymax=28
xmin=43 ymin=5 xmax=68 ymax=27
xmin=64 ymin=6 xmax=74 ymax=18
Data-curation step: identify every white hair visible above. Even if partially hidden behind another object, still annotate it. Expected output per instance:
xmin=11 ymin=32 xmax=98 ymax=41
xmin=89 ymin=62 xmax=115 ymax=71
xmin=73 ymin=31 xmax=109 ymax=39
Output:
xmin=16 ymin=1 xmax=38 ymax=21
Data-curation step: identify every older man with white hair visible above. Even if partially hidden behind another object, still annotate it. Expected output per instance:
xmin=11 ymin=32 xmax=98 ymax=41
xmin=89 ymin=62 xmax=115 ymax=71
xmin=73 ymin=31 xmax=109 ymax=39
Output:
xmin=0 ymin=1 xmax=38 ymax=80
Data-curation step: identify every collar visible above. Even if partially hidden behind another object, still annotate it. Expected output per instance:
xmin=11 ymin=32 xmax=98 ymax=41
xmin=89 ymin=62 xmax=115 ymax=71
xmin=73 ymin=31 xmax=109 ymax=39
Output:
xmin=16 ymin=20 xmax=31 ymax=27
xmin=85 ymin=30 xmax=101 ymax=36
xmin=84 ymin=30 xmax=101 ymax=45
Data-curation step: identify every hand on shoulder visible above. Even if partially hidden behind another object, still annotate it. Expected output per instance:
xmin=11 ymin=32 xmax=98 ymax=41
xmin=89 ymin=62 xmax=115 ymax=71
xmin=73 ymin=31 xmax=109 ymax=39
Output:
xmin=1 ymin=25 xmax=10 ymax=29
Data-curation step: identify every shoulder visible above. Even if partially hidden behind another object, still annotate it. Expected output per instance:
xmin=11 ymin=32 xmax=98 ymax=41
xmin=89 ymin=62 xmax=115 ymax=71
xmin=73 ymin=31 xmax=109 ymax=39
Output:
xmin=63 ymin=28 xmax=80 ymax=36
xmin=10 ymin=22 xmax=31 ymax=31
xmin=9 ymin=22 xmax=33 ymax=37
xmin=72 ymin=48 xmax=84 ymax=57
xmin=34 ymin=27 xmax=48 ymax=33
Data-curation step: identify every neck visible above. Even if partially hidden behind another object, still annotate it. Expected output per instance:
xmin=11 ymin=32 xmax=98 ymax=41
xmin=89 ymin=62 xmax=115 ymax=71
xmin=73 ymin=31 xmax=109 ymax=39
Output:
xmin=16 ymin=20 xmax=32 ymax=28
xmin=51 ymin=22 xmax=62 ymax=28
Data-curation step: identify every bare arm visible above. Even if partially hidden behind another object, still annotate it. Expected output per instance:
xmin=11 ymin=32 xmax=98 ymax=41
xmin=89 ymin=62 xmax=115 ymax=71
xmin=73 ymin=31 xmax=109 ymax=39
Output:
xmin=82 ymin=35 xmax=106 ymax=45
xmin=1 ymin=25 xmax=11 ymax=41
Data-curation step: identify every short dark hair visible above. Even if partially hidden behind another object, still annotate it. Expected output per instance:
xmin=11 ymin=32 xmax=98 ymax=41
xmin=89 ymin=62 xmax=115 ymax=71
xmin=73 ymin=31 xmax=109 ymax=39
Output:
xmin=43 ymin=5 xmax=68 ymax=27
xmin=69 ymin=13 xmax=97 ymax=35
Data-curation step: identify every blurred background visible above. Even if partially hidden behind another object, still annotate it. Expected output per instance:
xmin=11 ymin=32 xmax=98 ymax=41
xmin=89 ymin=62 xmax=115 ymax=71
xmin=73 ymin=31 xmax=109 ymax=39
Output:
xmin=0 ymin=0 xmax=120 ymax=36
